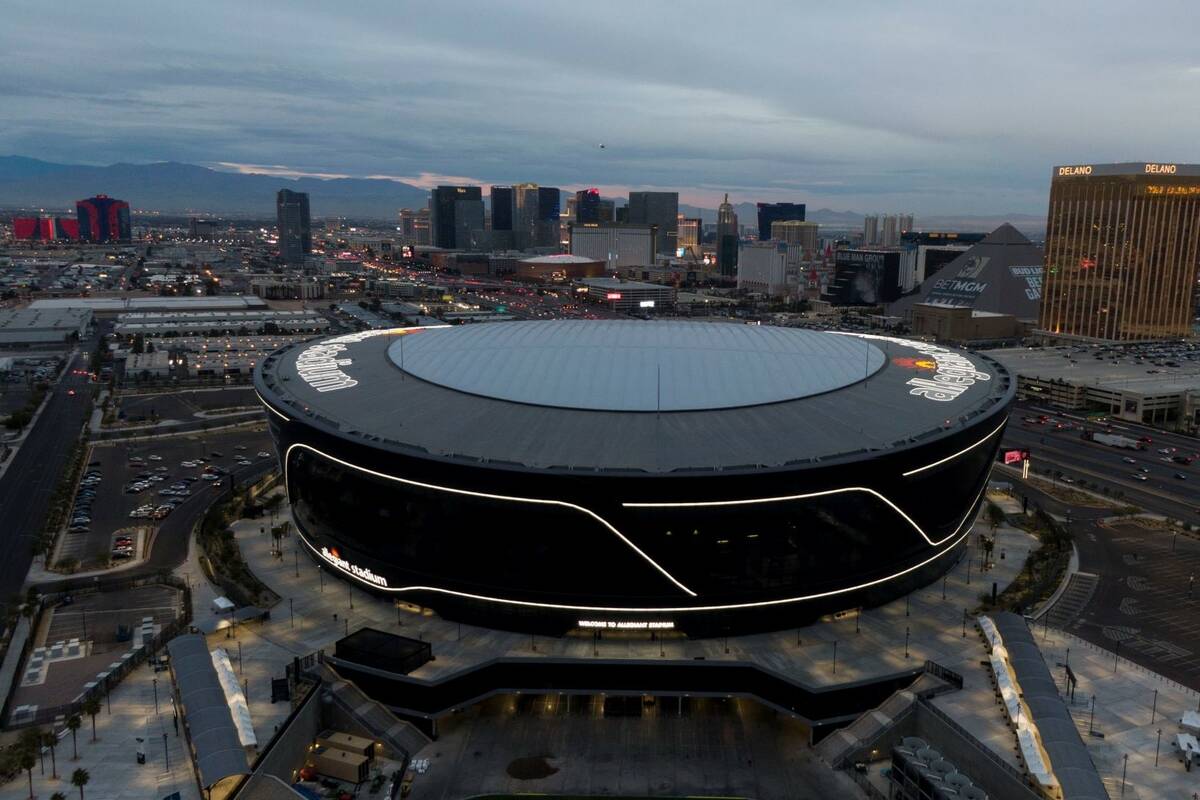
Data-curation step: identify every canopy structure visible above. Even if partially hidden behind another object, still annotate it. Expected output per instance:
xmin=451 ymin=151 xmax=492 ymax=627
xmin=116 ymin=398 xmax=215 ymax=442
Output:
xmin=987 ymin=613 xmax=1108 ymax=800
xmin=167 ymin=634 xmax=250 ymax=790
xmin=211 ymin=648 xmax=257 ymax=747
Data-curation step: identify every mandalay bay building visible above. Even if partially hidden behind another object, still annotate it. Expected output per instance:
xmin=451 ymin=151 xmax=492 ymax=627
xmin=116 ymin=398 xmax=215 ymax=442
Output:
xmin=1039 ymin=162 xmax=1200 ymax=341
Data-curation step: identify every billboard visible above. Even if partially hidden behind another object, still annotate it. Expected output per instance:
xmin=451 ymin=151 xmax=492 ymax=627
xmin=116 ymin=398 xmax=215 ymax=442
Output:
xmin=824 ymin=250 xmax=901 ymax=305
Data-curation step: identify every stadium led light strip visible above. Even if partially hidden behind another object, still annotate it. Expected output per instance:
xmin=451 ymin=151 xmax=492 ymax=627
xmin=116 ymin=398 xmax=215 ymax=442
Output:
xmin=282 ymin=442 xmax=987 ymax=607
xmin=284 ymin=443 xmax=698 ymax=596
xmin=624 ymin=479 xmax=988 ymax=549
xmin=900 ymin=419 xmax=1007 ymax=477
xmin=292 ymin=520 xmax=973 ymax=614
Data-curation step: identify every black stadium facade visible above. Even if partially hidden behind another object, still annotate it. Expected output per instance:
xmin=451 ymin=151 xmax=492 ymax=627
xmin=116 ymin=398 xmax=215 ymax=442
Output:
xmin=255 ymin=320 xmax=1013 ymax=636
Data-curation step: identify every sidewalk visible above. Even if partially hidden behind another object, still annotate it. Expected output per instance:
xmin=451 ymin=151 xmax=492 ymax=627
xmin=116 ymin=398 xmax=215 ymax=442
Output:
xmin=1037 ymin=627 xmax=1200 ymax=800
xmin=0 ymin=658 xmax=200 ymax=800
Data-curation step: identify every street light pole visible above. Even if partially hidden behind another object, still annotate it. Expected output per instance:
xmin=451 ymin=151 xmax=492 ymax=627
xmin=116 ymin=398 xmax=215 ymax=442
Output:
xmin=832 ymin=640 xmax=838 ymax=675
xmin=1156 ymin=728 xmax=1163 ymax=767
xmin=152 ymin=677 xmax=159 ymax=714
xmin=905 ymin=626 xmax=910 ymax=659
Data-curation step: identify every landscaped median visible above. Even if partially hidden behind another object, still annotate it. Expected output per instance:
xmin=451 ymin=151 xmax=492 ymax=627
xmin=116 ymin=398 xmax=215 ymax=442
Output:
xmin=196 ymin=472 xmax=282 ymax=608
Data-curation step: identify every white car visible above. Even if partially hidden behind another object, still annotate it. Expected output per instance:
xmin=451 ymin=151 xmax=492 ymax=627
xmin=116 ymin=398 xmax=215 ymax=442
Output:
xmin=148 ymin=455 xmax=163 ymax=461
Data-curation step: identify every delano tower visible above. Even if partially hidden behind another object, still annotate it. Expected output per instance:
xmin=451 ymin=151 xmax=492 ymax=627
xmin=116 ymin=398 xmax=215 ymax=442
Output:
xmin=1039 ymin=162 xmax=1200 ymax=341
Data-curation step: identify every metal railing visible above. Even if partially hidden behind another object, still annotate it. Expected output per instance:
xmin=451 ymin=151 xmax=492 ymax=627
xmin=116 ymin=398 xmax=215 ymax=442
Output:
xmin=916 ymin=697 xmax=1036 ymax=790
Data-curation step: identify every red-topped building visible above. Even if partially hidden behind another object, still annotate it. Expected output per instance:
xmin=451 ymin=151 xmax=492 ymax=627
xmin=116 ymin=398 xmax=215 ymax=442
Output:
xmin=75 ymin=195 xmax=131 ymax=243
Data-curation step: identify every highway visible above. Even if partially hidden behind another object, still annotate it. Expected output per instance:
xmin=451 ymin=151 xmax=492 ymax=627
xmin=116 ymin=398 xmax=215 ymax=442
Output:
xmin=0 ymin=351 xmax=96 ymax=601
xmin=1001 ymin=406 xmax=1200 ymax=523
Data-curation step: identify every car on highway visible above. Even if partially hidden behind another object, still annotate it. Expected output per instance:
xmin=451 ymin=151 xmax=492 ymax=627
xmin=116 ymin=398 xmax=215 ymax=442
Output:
xmin=1123 ymin=457 xmax=1137 ymax=464
xmin=149 ymin=454 xmax=162 ymax=461
xmin=1176 ymin=473 xmax=1188 ymax=480
xmin=1132 ymin=473 xmax=1149 ymax=481
xmin=1139 ymin=466 xmax=1151 ymax=473
xmin=257 ymin=451 xmax=271 ymax=458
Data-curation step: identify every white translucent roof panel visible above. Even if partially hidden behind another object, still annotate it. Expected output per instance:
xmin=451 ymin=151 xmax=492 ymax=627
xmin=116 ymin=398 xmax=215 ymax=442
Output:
xmin=390 ymin=320 xmax=885 ymax=412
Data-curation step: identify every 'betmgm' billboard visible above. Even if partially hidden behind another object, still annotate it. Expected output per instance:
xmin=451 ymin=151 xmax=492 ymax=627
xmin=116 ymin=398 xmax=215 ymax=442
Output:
xmin=825 ymin=250 xmax=901 ymax=305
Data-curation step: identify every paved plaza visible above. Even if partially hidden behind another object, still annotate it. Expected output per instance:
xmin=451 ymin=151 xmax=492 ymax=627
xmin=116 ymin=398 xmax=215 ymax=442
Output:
xmin=0 ymin=658 xmax=199 ymax=800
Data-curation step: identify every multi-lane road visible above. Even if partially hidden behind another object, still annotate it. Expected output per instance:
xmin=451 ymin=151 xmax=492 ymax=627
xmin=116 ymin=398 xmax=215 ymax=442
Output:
xmin=0 ymin=351 xmax=96 ymax=601
xmin=1001 ymin=405 xmax=1200 ymax=523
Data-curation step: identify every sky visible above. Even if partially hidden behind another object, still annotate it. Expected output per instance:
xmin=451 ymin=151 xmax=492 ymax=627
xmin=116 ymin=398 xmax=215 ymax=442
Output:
xmin=2 ymin=0 xmax=1199 ymax=214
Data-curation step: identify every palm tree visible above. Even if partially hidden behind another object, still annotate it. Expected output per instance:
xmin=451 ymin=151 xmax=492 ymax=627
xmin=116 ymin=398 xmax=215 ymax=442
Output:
xmin=18 ymin=727 xmax=44 ymax=776
xmin=81 ymin=698 xmax=101 ymax=742
xmin=71 ymin=768 xmax=89 ymax=800
xmin=19 ymin=750 xmax=35 ymax=799
xmin=42 ymin=729 xmax=59 ymax=779
xmin=51 ymin=793 xmax=67 ymax=800
xmin=66 ymin=715 xmax=81 ymax=759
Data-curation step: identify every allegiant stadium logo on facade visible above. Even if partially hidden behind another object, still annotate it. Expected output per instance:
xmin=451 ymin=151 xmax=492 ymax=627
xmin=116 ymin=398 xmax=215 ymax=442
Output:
xmin=320 ymin=546 xmax=389 ymax=587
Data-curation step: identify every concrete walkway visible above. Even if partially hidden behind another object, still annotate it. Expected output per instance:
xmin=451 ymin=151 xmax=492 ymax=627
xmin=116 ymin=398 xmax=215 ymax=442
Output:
xmin=1037 ymin=626 xmax=1200 ymax=800
xmin=0 ymin=658 xmax=200 ymax=800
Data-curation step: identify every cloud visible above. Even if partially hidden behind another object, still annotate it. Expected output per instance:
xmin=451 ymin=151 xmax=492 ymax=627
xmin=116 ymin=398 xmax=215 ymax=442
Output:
xmin=213 ymin=162 xmax=352 ymax=180
xmin=1 ymin=0 xmax=1198 ymax=214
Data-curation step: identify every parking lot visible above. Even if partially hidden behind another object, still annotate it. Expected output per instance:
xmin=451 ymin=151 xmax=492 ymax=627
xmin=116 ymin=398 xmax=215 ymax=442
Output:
xmin=56 ymin=427 xmax=275 ymax=570
xmin=12 ymin=584 xmax=183 ymax=709
xmin=116 ymin=386 xmax=259 ymax=423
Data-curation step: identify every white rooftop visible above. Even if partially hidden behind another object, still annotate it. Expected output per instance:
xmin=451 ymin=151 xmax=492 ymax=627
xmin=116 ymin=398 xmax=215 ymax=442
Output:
xmin=391 ymin=320 xmax=885 ymax=412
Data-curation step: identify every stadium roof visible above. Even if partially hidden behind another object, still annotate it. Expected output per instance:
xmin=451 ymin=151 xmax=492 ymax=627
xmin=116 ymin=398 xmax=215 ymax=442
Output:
xmin=395 ymin=320 xmax=886 ymax=412
xmin=258 ymin=321 xmax=1013 ymax=473
xmin=890 ymin=224 xmax=1044 ymax=320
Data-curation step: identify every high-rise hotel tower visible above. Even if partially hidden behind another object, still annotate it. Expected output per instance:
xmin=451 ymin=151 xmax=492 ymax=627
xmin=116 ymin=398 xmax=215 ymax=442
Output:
xmin=1039 ymin=162 xmax=1200 ymax=341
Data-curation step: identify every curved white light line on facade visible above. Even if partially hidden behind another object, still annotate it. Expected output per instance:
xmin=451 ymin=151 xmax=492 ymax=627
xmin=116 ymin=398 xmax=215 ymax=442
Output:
xmin=255 ymin=391 xmax=292 ymax=423
xmin=625 ymin=478 xmax=987 ymax=549
xmin=901 ymin=419 xmax=1007 ymax=477
xmin=294 ymin=522 xmax=973 ymax=614
xmin=284 ymin=443 xmax=698 ymax=597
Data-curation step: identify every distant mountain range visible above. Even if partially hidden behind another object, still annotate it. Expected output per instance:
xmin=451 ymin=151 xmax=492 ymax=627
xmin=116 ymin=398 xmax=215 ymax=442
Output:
xmin=0 ymin=156 xmax=1044 ymax=234
xmin=0 ymin=156 xmax=429 ymax=219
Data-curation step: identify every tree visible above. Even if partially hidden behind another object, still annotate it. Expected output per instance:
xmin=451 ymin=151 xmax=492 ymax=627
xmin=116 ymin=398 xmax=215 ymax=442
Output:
xmin=42 ymin=730 xmax=58 ymax=779
xmin=18 ymin=727 xmax=43 ymax=776
xmin=51 ymin=793 xmax=67 ymax=800
xmin=65 ymin=715 xmax=81 ymax=760
xmin=71 ymin=768 xmax=89 ymax=800
xmin=985 ymin=502 xmax=1005 ymax=531
xmin=19 ymin=750 xmax=34 ymax=800
xmin=81 ymin=698 xmax=101 ymax=742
